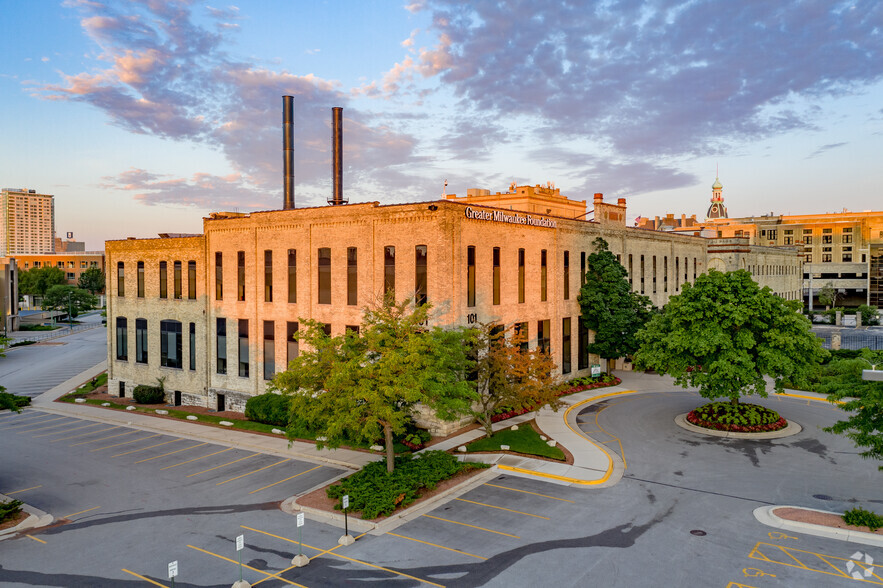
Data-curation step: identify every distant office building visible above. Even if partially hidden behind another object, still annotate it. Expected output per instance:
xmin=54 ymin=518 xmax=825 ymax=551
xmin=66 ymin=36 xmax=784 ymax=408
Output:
xmin=1 ymin=188 xmax=56 ymax=256
xmin=55 ymin=234 xmax=86 ymax=252
xmin=1 ymin=256 xmax=19 ymax=333
xmin=12 ymin=252 xmax=105 ymax=287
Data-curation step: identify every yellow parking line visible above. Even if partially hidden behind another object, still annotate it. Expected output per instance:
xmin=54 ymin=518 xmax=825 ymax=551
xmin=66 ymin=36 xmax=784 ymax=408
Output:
xmin=216 ymin=458 xmax=289 ymax=486
xmin=16 ymin=419 xmax=72 ymax=433
xmin=33 ymin=422 xmax=103 ymax=438
xmin=111 ymin=438 xmax=182 ymax=458
xmin=239 ymin=526 xmax=445 ymax=587
xmin=121 ymin=568 xmax=168 ymax=587
xmin=26 ymin=535 xmax=46 ymax=544
xmin=454 ymin=498 xmax=550 ymax=519
xmin=6 ymin=485 xmax=42 ymax=495
xmin=90 ymin=433 xmax=161 ymax=452
xmin=249 ymin=464 xmax=322 ymax=494
xmin=388 ymin=532 xmax=487 ymax=560
xmin=1 ymin=415 xmax=56 ymax=428
xmin=161 ymin=446 xmax=232 ymax=470
xmin=186 ymin=545 xmax=305 ymax=587
xmin=64 ymin=506 xmax=100 ymax=519
xmin=134 ymin=442 xmax=208 ymax=464
xmin=52 ymin=425 xmax=118 ymax=442
xmin=186 ymin=453 xmax=257 ymax=477
xmin=484 ymin=483 xmax=575 ymax=503
xmin=422 ymin=514 xmax=520 ymax=538
xmin=73 ymin=429 xmax=137 ymax=446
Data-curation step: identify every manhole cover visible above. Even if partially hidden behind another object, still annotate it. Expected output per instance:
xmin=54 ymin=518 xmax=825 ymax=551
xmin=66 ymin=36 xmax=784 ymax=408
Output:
xmin=813 ymin=494 xmax=834 ymax=501
xmin=690 ymin=530 xmax=707 ymax=536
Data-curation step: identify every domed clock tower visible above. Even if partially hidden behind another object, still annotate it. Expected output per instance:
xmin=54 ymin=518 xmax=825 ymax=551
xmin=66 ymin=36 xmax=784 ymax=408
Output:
xmin=706 ymin=176 xmax=728 ymax=219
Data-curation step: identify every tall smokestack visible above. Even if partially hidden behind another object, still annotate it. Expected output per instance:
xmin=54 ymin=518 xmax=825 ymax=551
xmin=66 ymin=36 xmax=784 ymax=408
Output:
xmin=331 ymin=106 xmax=345 ymax=205
xmin=282 ymin=96 xmax=295 ymax=210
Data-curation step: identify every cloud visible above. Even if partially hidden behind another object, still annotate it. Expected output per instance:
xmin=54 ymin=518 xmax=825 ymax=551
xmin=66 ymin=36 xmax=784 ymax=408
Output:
xmin=807 ymin=142 xmax=848 ymax=159
xmin=40 ymin=1 xmax=426 ymax=209
xmin=416 ymin=0 xmax=883 ymax=158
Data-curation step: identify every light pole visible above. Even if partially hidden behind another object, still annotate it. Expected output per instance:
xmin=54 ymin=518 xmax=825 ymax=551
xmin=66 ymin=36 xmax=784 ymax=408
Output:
xmin=68 ymin=291 xmax=73 ymax=329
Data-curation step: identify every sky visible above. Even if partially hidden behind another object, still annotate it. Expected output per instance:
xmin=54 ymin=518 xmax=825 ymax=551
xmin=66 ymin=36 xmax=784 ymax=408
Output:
xmin=1 ymin=0 xmax=882 ymax=250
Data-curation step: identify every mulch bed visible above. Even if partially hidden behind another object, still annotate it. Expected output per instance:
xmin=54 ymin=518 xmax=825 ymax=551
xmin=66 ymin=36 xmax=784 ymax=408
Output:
xmin=0 ymin=510 xmax=30 ymax=532
xmin=686 ymin=411 xmax=788 ymax=433
xmin=774 ymin=507 xmax=883 ymax=535
xmin=297 ymin=466 xmax=489 ymax=523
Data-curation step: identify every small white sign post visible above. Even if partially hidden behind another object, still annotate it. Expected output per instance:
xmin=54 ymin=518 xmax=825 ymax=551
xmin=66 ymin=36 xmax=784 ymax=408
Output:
xmin=236 ymin=534 xmax=244 ymax=585
xmin=168 ymin=561 xmax=178 ymax=588
xmin=339 ymin=494 xmax=355 ymax=546
xmin=291 ymin=512 xmax=310 ymax=567
xmin=591 ymin=364 xmax=601 ymax=377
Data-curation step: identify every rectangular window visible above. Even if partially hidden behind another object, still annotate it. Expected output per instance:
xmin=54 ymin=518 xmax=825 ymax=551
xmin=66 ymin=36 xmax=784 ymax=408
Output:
xmin=784 ymin=236 xmax=793 ymax=245
xmin=318 ymin=247 xmax=331 ymax=304
xmin=823 ymin=228 xmax=832 ymax=233
xmin=216 ymin=318 xmax=227 ymax=374
xmin=116 ymin=317 xmax=128 ymax=360
xmin=137 ymin=261 xmax=145 ymax=298
xmin=346 ymin=325 xmax=360 ymax=334
xmin=415 ymin=245 xmax=427 ymax=305
xmin=822 ymin=235 xmax=833 ymax=244
xmin=117 ymin=262 xmax=124 ymax=297
xmin=135 ymin=318 xmax=147 ymax=364
xmin=822 ymin=254 xmax=832 ymax=262
xmin=174 ymin=261 xmax=182 ymax=299
xmin=264 ymin=250 xmax=273 ymax=302
xmin=663 ymin=256 xmax=668 ymax=293
xmin=784 ymin=229 xmax=793 ymax=235
xmin=518 ymin=248 xmax=525 ymax=303
xmin=540 ymin=250 xmax=547 ymax=302
xmin=514 ymin=322 xmax=529 ymax=352
xmin=843 ymin=234 xmax=852 ymax=244
xmin=768 ymin=229 xmax=777 ymax=240
xmin=640 ymin=255 xmax=645 ymax=294
xmin=684 ymin=256 xmax=688 ymax=282
xmin=189 ymin=323 xmax=196 ymax=371
xmin=287 ymin=249 xmax=297 ymax=303
xmin=652 ymin=255 xmax=657 ymax=294
xmin=322 ymin=323 xmax=332 ymax=336
xmin=675 ymin=257 xmax=680 ymax=291
xmin=237 ymin=251 xmax=245 ymax=301
xmin=159 ymin=261 xmax=168 ymax=299
xmin=286 ymin=322 xmax=299 ymax=364
xmin=628 ymin=254 xmax=633 ymax=287
xmin=188 ymin=261 xmax=196 ymax=300
xmin=693 ymin=258 xmax=697 ymax=281
xmin=492 ymin=247 xmax=501 ymax=305
xmin=384 ymin=246 xmax=396 ymax=299
xmin=160 ymin=320 xmax=182 ymax=369
xmin=578 ymin=318 xmax=589 ymax=370
xmin=805 ymin=254 xmax=812 ymax=263
xmin=263 ymin=321 xmax=275 ymax=381
xmin=67 ymin=272 xmax=75 ymax=281
xmin=238 ymin=319 xmax=249 ymax=377
xmin=562 ymin=317 xmax=571 ymax=374
xmin=804 ymin=236 xmax=813 ymax=244
xmin=215 ymin=252 xmax=223 ymax=301
xmin=537 ymin=319 xmax=551 ymax=354
xmin=467 ymin=246 xmax=476 ymax=307
xmin=581 ymin=252 xmax=586 ymax=287
xmin=347 ymin=247 xmax=358 ymax=306
xmin=563 ymin=251 xmax=570 ymax=300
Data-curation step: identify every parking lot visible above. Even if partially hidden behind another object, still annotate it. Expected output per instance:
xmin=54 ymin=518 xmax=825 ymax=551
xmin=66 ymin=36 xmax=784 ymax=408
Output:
xmin=1 ymin=389 xmax=881 ymax=587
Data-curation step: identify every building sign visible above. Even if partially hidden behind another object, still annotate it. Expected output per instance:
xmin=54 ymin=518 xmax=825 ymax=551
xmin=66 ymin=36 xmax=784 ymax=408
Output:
xmin=464 ymin=207 xmax=557 ymax=229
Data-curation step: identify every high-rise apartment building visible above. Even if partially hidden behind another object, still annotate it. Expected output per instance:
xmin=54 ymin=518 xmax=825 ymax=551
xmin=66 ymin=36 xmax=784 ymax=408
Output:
xmin=1 ymin=188 xmax=56 ymax=257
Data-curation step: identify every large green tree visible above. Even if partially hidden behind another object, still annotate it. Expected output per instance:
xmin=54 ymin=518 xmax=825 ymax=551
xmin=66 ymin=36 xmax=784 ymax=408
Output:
xmin=41 ymin=285 xmax=98 ymax=318
xmin=633 ymin=269 xmax=827 ymax=404
xmin=578 ymin=237 xmax=653 ymax=372
xmin=18 ymin=266 xmax=66 ymax=298
xmin=469 ymin=323 xmax=559 ymax=438
xmin=77 ymin=267 xmax=105 ymax=294
xmin=821 ymin=351 xmax=883 ymax=470
xmin=270 ymin=299 xmax=475 ymax=472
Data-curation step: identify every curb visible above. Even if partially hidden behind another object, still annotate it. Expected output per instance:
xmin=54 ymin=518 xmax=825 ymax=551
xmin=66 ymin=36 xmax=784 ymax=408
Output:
xmin=0 ymin=494 xmax=54 ymax=541
xmin=674 ymin=413 xmax=802 ymax=439
xmin=282 ymin=464 xmax=500 ymax=536
xmin=753 ymin=505 xmax=883 ymax=548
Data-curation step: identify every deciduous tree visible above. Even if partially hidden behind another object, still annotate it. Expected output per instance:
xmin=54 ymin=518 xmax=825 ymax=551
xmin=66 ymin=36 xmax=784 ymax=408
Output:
xmin=41 ymin=285 xmax=98 ymax=317
xmin=633 ymin=269 xmax=827 ymax=404
xmin=271 ymin=299 xmax=475 ymax=472
xmin=77 ymin=267 xmax=105 ymax=294
xmin=18 ymin=266 xmax=66 ymax=298
xmin=578 ymin=237 xmax=653 ymax=372
xmin=469 ymin=323 xmax=559 ymax=438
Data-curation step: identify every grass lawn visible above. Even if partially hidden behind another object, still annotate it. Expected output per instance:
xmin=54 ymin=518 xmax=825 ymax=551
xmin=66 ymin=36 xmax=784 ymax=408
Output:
xmin=466 ymin=422 xmax=565 ymax=461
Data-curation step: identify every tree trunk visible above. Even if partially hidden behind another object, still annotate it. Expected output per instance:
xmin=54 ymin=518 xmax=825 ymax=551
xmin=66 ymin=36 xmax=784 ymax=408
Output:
xmin=384 ymin=423 xmax=395 ymax=473
xmin=730 ymin=397 xmax=739 ymax=406
xmin=483 ymin=418 xmax=494 ymax=439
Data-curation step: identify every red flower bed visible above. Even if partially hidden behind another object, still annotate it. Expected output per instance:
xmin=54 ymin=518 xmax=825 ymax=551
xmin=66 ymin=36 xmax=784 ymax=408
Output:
xmin=686 ymin=411 xmax=788 ymax=433
xmin=490 ymin=376 xmax=622 ymax=423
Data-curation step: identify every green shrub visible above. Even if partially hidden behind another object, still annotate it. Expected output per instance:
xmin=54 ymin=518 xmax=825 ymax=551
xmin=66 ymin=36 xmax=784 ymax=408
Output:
xmin=244 ymin=393 xmax=291 ymax=426
xmin=842 ymin=507 xmax=883 ymax=532
xmin=0 ymin=392 xmax=30 ymax=412
xmin=857 ymin=304 xmax=880 ymax=326
xmin=326 ymin=450 xmax=486 ymax=519
xmin=0 ymin=499 xmax=23 ymax=523
xmin=133 ymin=385 xmax=165 ymax=404
xmin=691 ymin=402 xmax=781 ymax=427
